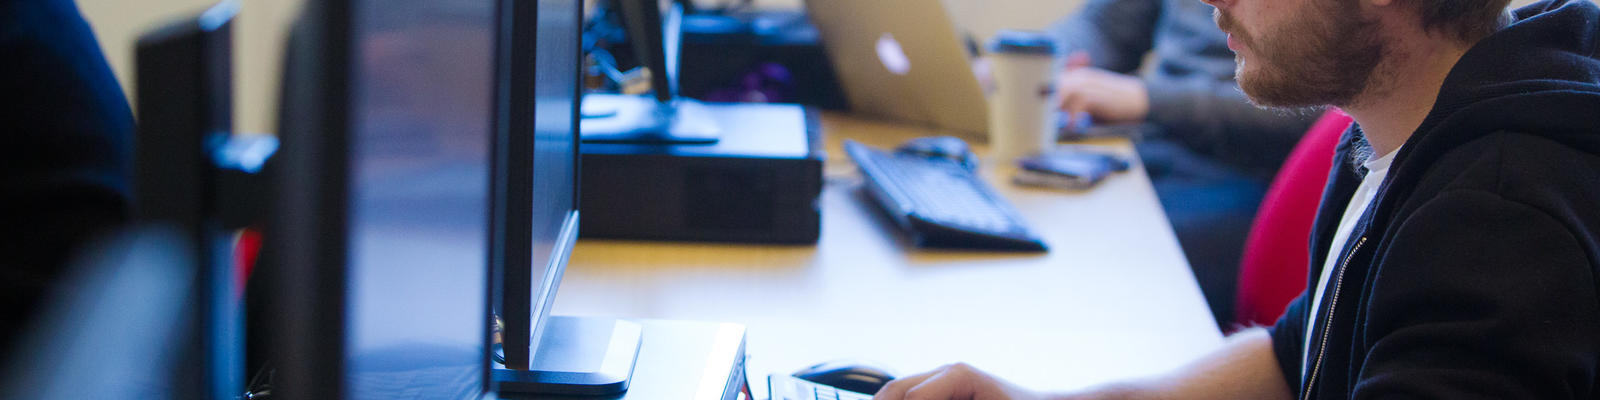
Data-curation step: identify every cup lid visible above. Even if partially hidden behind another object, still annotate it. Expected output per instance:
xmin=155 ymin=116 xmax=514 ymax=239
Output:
xmin=986 ymin=30 xmax=1057 ymax=56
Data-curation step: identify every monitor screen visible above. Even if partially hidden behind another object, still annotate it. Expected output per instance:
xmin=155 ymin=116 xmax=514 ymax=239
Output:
xmin=525 ymin=0 xmax=580 ymax=346
xmin=267 ymin=0 xmax=580 ymax=395
xmin=493 ymin=0 xmax=583 ymax=371
xmin=343 ymin=0 xmax=496 ymax=397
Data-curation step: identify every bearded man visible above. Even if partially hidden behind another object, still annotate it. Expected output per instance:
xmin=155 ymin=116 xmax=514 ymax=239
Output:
xmin=874 ymin=0 xmax=1600 ymax=398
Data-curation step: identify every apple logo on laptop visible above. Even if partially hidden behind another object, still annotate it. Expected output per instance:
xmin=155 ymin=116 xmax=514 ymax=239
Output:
xmin=876 ymin=33 xmax=911 ymax=76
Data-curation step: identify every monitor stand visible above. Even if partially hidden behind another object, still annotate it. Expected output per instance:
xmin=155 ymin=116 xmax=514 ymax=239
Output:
xmin=493 ymin=316 xmax=644 ymax=395
xmin=580 ymin=93 xmax=721 ymax=144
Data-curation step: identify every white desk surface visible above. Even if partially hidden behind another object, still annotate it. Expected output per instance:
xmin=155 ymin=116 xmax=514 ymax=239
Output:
xmin=551 ymin=113 xmax=1224 ymax=394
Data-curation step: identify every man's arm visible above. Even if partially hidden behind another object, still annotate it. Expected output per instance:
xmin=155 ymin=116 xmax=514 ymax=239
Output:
xmin=1143 ymin=74 xmax=1315 ymax=176
xmin=1043 ymin=0 xmax=1162 ymax=74
xmin=872 ymin=329 xmax=1293 ymax=400
xmin=1058 ymin=329 xmax=1293 ymax=400
xmin=1047 ymin=0 xmax=1317 ymax=166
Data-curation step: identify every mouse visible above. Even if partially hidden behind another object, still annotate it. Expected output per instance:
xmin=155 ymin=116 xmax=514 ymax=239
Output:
xmin=895 ymin=136 xmax=980 ymax=171
xmin=792 ymin=360 xmax=897 ymax=395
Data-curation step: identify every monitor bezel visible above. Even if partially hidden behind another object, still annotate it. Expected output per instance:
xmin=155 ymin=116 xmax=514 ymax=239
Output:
xmin=490 ymin=0 xmax=584 ymax=372
xmin=130 ymin=3 xmax=244 ymax=397
xmin=268 ymin=0 xmax=507 ymax=397
xmin=263 ymin=0 xmax=354 ymax=397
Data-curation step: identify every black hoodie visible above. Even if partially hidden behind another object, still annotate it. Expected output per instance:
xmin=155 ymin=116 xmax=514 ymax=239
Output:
xmin=1267 ymin=0 xmax=1600 ymax=398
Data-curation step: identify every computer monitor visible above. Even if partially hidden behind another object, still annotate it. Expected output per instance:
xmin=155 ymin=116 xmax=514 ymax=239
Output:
xmin=267 ymin=0 xmax=639 ymax=397
xmin=578 ymin=0 xmax=721 ymax=144
xmin=130 ymin=1 xmax=248 ymax=398
xmin=264 ymin=0 xmax=498 ymax=398
xmin=490 ymin=0 xmax=581 ymax=373
xmin=490 ymin=0 xmax=642 ymax=395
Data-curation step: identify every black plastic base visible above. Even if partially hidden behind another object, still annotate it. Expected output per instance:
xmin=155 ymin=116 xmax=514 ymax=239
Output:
xmin=493 ymin=316 xmax=644 ymax=395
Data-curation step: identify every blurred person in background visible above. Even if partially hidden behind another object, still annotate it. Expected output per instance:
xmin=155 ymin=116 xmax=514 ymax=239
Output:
xmin=1045 ymin=0 xmax=1318 ymax=325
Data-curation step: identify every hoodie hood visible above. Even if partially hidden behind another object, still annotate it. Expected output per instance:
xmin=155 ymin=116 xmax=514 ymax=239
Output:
xmin=1357 ymin=0 xmax=1600 ymax=220
xmin=1314 ymin=0 xmax=1600 ymax=275
xmin=1403 ymin=0 xmax=1600 ymax=163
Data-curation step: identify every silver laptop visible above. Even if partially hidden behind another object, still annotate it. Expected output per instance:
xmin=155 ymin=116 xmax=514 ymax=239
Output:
xmin=805 ymin=0 xmax=989 ymax=137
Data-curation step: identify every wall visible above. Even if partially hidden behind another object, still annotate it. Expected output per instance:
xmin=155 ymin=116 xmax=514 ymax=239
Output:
xmin=742 ymin=0 xmax=1088 ymax=42
xmin=77 ymin=0 xmax=304 ymax=135
xmin=77 ymin=0 xmax=1090 ymax=135
xmin=76 ymin=0 xmax=1568 ymax=135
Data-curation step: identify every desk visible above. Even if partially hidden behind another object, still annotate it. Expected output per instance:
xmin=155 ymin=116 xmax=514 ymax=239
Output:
xmin=552 ymin=113 xmax=1224 ymax=394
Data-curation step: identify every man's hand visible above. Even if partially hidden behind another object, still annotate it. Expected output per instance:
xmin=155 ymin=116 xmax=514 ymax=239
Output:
xmin=873 ymin=363 xmax=1046 ymax=400
xmin=1056 ymin=52 xmax=1150 ymax=125
xmin=868 ymin=329 xmax=1290 ymax=400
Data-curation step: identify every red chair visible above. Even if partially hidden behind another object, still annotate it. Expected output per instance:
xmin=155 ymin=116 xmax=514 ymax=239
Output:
xmin=1232 ymin=109 xmax=1352 ymax=330
xmin=233 ymin=227 xmax=264 ymax=296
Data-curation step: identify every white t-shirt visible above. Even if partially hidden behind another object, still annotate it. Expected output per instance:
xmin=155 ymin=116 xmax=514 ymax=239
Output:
xmin=1301 ymin=147 xmax=1400 ymax=379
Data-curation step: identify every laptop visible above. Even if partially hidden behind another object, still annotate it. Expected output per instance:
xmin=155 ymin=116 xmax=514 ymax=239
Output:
xmin=804 ymin=0 xmax=989 ymax=137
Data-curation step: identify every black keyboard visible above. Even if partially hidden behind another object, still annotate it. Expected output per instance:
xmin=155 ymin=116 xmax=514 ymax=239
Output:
xmin=844 ymin=140 xmax=1046 ymax=251
xmin=769 ymin=374 xmax=874 ymax=400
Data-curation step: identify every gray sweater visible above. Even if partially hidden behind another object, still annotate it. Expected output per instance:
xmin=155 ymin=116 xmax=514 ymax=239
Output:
xmin=1046 ymin=0 xmax=1315 ymax=176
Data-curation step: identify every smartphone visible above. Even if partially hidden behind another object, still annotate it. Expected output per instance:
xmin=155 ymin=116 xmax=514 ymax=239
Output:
xmin=1012 ymin=151 xmax=1129 ymax=189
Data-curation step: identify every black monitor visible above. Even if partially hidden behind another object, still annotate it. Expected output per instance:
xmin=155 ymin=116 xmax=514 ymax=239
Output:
xmin=266 ymin=0 xmax=637 ymax=397
xmin=490 ymin=0 xmax=642 ymax=395
xmin=129 ymin=1 xmax=250 ymax=398
xmin=489 ymin=0 xmax=582 ymax=374
xmin=578 ymin=0 xmax=721 ymax=144
xmin=621 ymin=0 xmax=678 ymax=104
xmin=264 ymin=0 xmax=498 ymax=398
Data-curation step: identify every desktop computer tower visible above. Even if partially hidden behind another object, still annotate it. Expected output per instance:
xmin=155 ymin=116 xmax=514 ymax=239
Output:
xmin=580 ymin=102 xmax=824 ymax=244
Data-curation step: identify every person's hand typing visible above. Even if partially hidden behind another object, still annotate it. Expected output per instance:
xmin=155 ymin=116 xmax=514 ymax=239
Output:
xmin=872 ymin=363 xmax=1046 ymax=400
xmin=1055 ymin=51 xmax=1150 ymax=127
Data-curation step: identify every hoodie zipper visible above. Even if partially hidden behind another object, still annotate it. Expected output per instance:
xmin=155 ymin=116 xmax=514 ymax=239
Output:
xmin=1303 ymin=236 xmax=1367 ymax=399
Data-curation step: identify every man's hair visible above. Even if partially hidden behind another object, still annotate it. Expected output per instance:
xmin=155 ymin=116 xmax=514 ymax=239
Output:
xmin=1410 ymin=0 xmax=1515 ymax=42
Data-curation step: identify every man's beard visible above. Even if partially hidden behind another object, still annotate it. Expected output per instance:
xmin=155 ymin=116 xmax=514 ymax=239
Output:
xmin=1218 ymin=2 xmax=1386 ymax=109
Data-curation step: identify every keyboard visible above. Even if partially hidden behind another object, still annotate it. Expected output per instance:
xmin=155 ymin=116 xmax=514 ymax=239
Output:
xmin=844 ymin=140 xmax=1047 ymax=251
xmin=769 ymin=374 xmax=874 ymax=400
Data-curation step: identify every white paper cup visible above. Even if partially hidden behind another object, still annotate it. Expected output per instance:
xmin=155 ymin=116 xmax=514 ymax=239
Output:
xmin=986 ymin=30 xmax=1058 ymax=163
